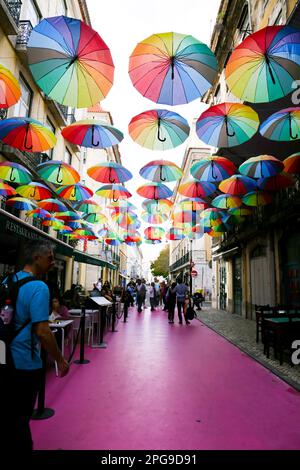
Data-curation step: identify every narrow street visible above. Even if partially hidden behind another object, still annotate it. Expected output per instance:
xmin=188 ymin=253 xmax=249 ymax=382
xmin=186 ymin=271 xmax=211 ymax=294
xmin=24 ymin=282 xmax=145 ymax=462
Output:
xmin=32 ymin=306 xmax=300 ymax=450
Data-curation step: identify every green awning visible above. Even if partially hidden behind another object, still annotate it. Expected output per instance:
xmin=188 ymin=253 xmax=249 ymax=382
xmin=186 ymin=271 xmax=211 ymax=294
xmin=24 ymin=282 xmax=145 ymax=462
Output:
xmin=73 ymin=249 xmax=116 ymax=269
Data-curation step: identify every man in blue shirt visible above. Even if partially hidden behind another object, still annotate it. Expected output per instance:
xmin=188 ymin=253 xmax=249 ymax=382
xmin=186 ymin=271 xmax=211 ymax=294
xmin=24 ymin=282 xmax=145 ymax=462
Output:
xmin=5 ymin=240 xmax=69 ymax=456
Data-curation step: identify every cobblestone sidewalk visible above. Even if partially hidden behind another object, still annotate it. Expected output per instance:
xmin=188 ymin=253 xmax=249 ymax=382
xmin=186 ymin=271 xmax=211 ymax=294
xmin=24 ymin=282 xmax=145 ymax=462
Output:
xmin=196 ymin=303 xmax=300 ymax=391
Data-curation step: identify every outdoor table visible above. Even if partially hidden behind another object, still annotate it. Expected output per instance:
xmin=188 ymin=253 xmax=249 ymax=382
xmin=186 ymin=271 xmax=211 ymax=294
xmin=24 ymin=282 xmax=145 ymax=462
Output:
xmin=263 ymin=317 xmax=300 ymax=364
xmin=49 ymin=319 xmax=74 ymax=357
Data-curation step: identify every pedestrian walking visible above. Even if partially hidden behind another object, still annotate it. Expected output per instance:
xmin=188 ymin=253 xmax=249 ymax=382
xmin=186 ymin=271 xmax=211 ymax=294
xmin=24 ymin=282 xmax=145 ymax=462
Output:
xmin=167 ymin=282 xmax=177 ymax=323
xmin=149 ymin=282 xmax=156 ymax=311
xmin=136 ymin=279 xmax=146 ymax=313
xmin=174 ymin=277 xmax=190 ymax=325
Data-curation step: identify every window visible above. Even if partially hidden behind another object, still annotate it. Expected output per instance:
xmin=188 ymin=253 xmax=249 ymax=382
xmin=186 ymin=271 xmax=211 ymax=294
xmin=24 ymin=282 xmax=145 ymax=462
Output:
xmin=57 ymin=0 xmax=68 ymax=16
xmin=65 ymin=148 xmax=72 ymax=165
xmin=14 ymin=74 xmax=32 ymax=117
xmin=236 ymin=4 xmax=251 ymax=42
xmin=21 ymin=0 xmax=40 ymax=26
xmin=45 ymin=117 xmax=55 ymax=160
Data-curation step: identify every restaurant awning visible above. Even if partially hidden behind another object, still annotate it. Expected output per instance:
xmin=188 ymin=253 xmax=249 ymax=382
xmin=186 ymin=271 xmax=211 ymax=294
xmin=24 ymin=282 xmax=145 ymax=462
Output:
xmin=73 ymin=249 xmax=117 ymax=270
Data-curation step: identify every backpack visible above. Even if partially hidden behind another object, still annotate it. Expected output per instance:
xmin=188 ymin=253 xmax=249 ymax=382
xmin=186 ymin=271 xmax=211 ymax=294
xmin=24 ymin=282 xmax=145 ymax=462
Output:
xmin=186 ymin=302 xmax=196 ymax=321
xmin=0 ymin=273 xmax=36 ymax=368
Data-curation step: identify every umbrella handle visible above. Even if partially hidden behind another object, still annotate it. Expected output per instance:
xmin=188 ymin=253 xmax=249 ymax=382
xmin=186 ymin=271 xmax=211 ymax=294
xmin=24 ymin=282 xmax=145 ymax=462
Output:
xmin=157 ymin=119 xmax=166 ymax=142
xmin=289 ymin=113 xmax=298 ymax=140
xmin=24 ymin=124 xmax=33 ymax=150
xmin=71 ymin=186 xmax=76 ymax=198
xmin=170 ymin=57 xmax=175 ymax=80
xmin=9 ymin=168 xmax=16 ymax=182
xmin=112 ymin=191 xmax=118 ymax=203
xmin=57 ymin=165 xmax=63 ymax=184
xmin=224 ymin=116 xmax=235 ymax=137
xmin=92 ymin=125 xmax=99 ymax=147
xmin=108 ymin=168 xmax=116 ymax=183
xmin=159 ymin=166 xmax=166 ymax=182
xmin=265 ymin=55 xmax=276 ymax=85
xmin=211 ymin=162 xmax=218 ymax=180
xmin=30 ymin=187 xmax=36 ymax=198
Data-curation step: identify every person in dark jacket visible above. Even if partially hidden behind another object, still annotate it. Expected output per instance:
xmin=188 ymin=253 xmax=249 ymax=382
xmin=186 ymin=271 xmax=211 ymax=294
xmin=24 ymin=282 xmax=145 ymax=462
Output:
xmin=167 ymin=282 xmax=177 ymax=323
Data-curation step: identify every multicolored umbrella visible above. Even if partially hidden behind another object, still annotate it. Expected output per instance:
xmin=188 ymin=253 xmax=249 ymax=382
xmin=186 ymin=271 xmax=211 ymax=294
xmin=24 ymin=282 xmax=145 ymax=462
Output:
xmin=55 ymin=183 xmax=93 ymax=201
xmin=257 ymin=173 xmax=295 ymax=191
xmin=228 ymin=207 xmax=253 ymax=217
xmin=219 ymin=175 xmax=257 ymax=195
xmin=41 ymin=217 xmax=64 ymax=229
xmin=62 ymin=120 xmax=123 ymax=149
xmin=283 ymin=153 xmax=300 ymax=174
xmin=190 ymin=156 xmax=236 ymax=182
xmin=196 ymin=103 xmax=259 ymax=147
xmin=172 ymin=210 xmax=196 ymax=226
xmin=56 ymin=225 xmax=73 ymax=234
xmin=239 ymin=155 xmax=284 ymax=178
xmin=75 ymin=199 xmax=102 ymax=214
xmin=225 ymin=26 xmax=300 ymax=103
xmin=82 ymin=213 xmax=107 ymax=224
xmin=0 ymin=182 xmax=16 ymax=197
xmin=0 ymin=161 xmax=32 ymax=184
xmin=166 ymin=228 xmax=185 ymax=240
xmin=96 ymin=184 xmax=132 ymax=202
xmin=144 ymin=239 xmax=162 ymax=244
xmin=259 ymin=107 xmax=300 ymax=141
xmin=144 ymin=226 xmax=165 ymax=240
xmin=108 ymin=200 xmax=137 ymax=211
xmin=6 ymin=197 xmax=37 ymax=211
xmin=105 ymin=238 xmax=122 ymax=246
xmin=27 ymin=208 xmax=51 ymax=219
xmin=73 ymin=228 xmax=98 ymax=240
xmin=16 ymin=182 xmax=52 ymax=200
xmin=242 ymin=191 xmax=273 ymax=206
xmin=178 ymin=180 xmax=215 ymax=198
xmin=142 ymin=198 xmax=173 ymax=213
xmin=141 ymin=212 xmax=168 ymax=224
xmin=128 ymin=109 xmax=190 ymax=151
xmin=0 ymin=117 xmax=56 ymax=152
xmin=87 ymin=162 xmax=132 ymax=183
xmin=54 ymin=211 xmax=81 ymax=221
xmin=212 ymin=194 xmax=242 ymax=209
xmin=201 ymin=208 xmax=226 ymax=226
xmin=27 ymin=15 xmax=114 ymax=108
xmin=38 ymin=198 xmax=67 ymax=212
xmin=112 ymin=212 xmax=137 ymax=226
xmin=137 ymin=182 xmax=172 ymax=200
xmin=37 ymin=161 xmax=80 ymax=185
xmin=98 ymin=227 xmax=117 ymax=238
xmin=177 ymin=198 xmax=208 ymax=210
xmin=129 ymin=31 xmax=218 ymax=105
xmin=139 ymin=159 xmax=182 ymax=182
xmin=0 ymin=64 xmax=21 ymax=108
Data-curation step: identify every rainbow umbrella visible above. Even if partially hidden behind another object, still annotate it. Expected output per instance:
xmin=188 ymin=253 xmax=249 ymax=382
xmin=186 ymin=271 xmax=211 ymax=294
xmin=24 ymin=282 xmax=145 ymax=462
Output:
xmin=0 ymin=161 xmax=32 ymax=184
xmin=219 ymin=175 xmax=257 ymax=195
xmin=0 ymin=64 xmax=21 ymax=108
xmin=87 ymin=162 xmax=132 ymax=183
xmin=66 ymin=221 xmax=83 ymax=230
xmin=137 ymin=182 xmax=172 ymax=200
xmin=41 ymin=217 xmax=64 ymax=228
xmin=6 ymin=197 xmax=37 ymax=211
xmin=283 ymin=153 xmax=300 ymax=174
xmin=177 ymin=198 xmax=208 ymax=210
xmin=196 ymin=103 xmax=259 ymax=147
xmin=108 ymin=200 xmax=137 ymax=211
xmin=178 ymin=180 xmax=215 ymax=198
xmin=37 ymin=161 xmax=80 ymax=185
xmin=27 ymin=16 xmax=114 ymax=108
xmin=141 ymin=212 xmax=168 ymax=224
xmin=207 ymin=229 xmax=223 ymax=238
xmin=0 ymin=182 xmax=16 ymax=197
xmin=142 ymin=198 xmax=173 ymax=213
xmin=166 ymin=228 xmax=185 ymax=240
xmin=190 ymin=156 xmax=236 ymax=182
xmin=257 ymin=173 xmax=295 ymax=191
xmin=144 ymin=226 xmax=165 ymax=240
xmin=139 ymin=159 xmax=182 ymax=182
xmin=144 ymin=239 xmax=162 ymax=244
xmin=38 ymin=198 xmax=67 ymax=212
xmin=201 ymin=208 xmax=226 ymax=225
xmin=228 ymin=207 xmax=253 ymax=217
xmin=56 ymin=225 xmax=73 ymax=234
xmin=98 ymin=227 xmax=117 ymax=238
xmin=129 ymin=31 xmax=217 ymax=105
xmin=55 ymin=183 xmax=93 ymax=201
xmin=96 ymin=184 xmax=131 ymax=202
xmin=0 ymin=117 xmax=56 ymax=152
xmin=62 ymin=120 xmax=123 ymax=149
xmin=82 ymin=213 xmax=107 ymax=224
xmin=105 ymin=238 xmax=122 ymax=246
xmin=239 ymin=155 xmax=284 ymax=178
xmin=259 ymin=107 xmax=300 ymax=141
xmin=112 ymin=212 xmax=137 ymax=226
xmin=54 ymin=211 xmax=81 ymax=221
xmin=73 ymin=228 xmax=98 ymax=240
xmin=27 ymin=208 xmax=51 ymax=219
xmin=129 ymin=109 xmax=189 ymax=151
xmin=75 ymin=199 xmax=101 ymax=214
xmin=172 ymin=210 xmax=196 ymax=226
xmin=225 ymin=26 xmax=300 ymax=103
xmin=242 ymin=191 xmax=273 ymax=207
xmin=16 ymin=182 xmax=52 ymax=200
xmin=212 ymin=194 xmax=242 ymax=209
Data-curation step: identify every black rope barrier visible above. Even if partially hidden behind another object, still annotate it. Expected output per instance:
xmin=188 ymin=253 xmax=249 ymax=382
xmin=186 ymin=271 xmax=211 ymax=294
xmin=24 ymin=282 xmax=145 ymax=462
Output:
xmin=31 ymin=348 xmax=55 ymax=420
xmin=73 ymin=306 xmax=90 ymax=365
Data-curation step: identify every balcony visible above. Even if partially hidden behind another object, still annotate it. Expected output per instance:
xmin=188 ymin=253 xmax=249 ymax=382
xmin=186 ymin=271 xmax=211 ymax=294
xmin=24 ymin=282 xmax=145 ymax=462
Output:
xmin=0 ymin=0 xmax=21 ymax=35
xmin=170 ymin=252 xmax=190 ymax=273
xmin=112 ymin=253 xmax=120 ymax=264
xmin=45 ymin=99 xmax=71 ymax=127
xmin=15 ymin=20 xmax=33 ymax=64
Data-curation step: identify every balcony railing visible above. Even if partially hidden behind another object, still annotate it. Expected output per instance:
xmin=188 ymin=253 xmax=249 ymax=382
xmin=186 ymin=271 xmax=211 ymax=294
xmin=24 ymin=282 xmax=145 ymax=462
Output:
xmin=16 ymin=20 xmax=33 ymax=45
xmin=67 ymin=113 xmax=76 ymax=124
xmin=170 ymin=252 xmax=190 ymax=272
xmin=20 ymin=151 xmax=51 ymax=172
xmin=4 ymin=0 xmax=22 ymax=26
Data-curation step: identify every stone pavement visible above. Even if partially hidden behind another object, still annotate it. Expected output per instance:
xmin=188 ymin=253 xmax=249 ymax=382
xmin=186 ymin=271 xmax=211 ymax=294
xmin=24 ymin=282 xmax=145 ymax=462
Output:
xmin=196 ymin=303 xmax=300 ymax=391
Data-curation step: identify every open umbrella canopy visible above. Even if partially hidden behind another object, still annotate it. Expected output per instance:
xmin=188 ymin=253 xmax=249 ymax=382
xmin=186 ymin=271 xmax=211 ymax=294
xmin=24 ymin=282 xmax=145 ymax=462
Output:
xmin=96 ymin=184 xmax=132 ymax=201
xmin=0 ymin=182 xmax=16 ymax=197
xmin=239 ymin=155 xmax=284 ymax=178
xmin=112 ymin=212 xmax=137 ymax=226
xmin=37 ymin=161 xmax=80 ymax=185
xmin=196 ymin=103 xmax=259 ymax=148
xmin=178 ymin=180 xmax=216 ymax=198
xmin=0 ymin=117 xmax=56 ymax=152
xmin=166 ymin=228 xmax=185 ymax=240
xmin=108 ymin=200 xmax=137 ymax=211
xmin=225 ymin=26 xmax=300 ymax=103
xmin=82 ymin=212 xmax=107 ymax=224
xmin=87 ymin=162 xmax=132 ymax=183
xmin=139 ymin=159 xmax=182 ymax=182
xmin=283 ymin=153 xmax=300 ymax=174
xmin=129 ymin=109 xmax=190 ymax=151
xmin=137 ymin=182 xmax=173 ymax=200
xmin=172 ymin=210 xmax=196 ymax=226
xmin=177 ymin=198 xmax=208 ymax=210
xmin=75 ymin=199 xmax=102 ymax=214
xmin=228 ymin=207 xmax=253 ymax=216
xmin=219 ymin=175 xmax=257 ymax=195
xmin=129 ymin=31 xmax=218 ymax=105
xmin=257 ymin=172 xmax=295 ymax=191
xmin=259 ymin=107 xmax=300 ymax=142
xmin=144 ymin=238 xmax=162 ymax=244
xmin=0 ymin=64 xmax=21 ymax=108
xmin=16 ymin=182 xmax=52 ymax=200
xmin=55 ymin=225 xmax=73 ymax=234
xmin=6 ymin=197 xmax=37 ymax=211
xmin=27 ymin=15 xmax=114 ymax=108
xmin=55 ymin=183 xmax=93 ymax=201
xmin=62 ymin=120 xmax=123 ymax=149
xmin=141 ymin=211 xmax=168 ymax=224
xmin=54 ymin=211 xmax=81 ymax=221
xmin=27 ymin=208 xmax=51 ymax=219
xmin=242 ymin=191 xmax=273 ymax=207
xmin=0 ymin=161 xmax=32 ymax=184
xmin=38 ymin=198 xmax=67 ymax=212
xmin=212 ymin=194 xmax=242 ymax=210
xmin=142 ymin=198 xmax=173 ymax=213
xmin=144 ymin=226 xmax=165 ymax=240
xmin=41 ymin=217 xmax=64 ymax=228
xmin=190 ymin=156 xmax=236 ymax=182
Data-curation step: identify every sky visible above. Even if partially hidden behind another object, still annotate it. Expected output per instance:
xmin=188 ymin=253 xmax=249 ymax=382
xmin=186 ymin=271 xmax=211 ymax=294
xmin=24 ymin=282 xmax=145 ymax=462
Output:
xmin=86 ymin=0 xmax=221 ymax=265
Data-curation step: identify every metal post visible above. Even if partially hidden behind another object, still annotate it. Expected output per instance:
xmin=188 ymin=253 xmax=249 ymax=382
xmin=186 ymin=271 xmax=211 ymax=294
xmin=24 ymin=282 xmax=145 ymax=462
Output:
xmin=111 ymin=295 xmax=118 ymax=332
xmin=31 ymin=348 xmax=54 ymax=420
xmin=190 ymin=239 xmax=193 ymax=298
xmin=98 ymin=306 xmax=107 ymax=348
xmin=74 ymin=306 xmax=90 ymax=364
